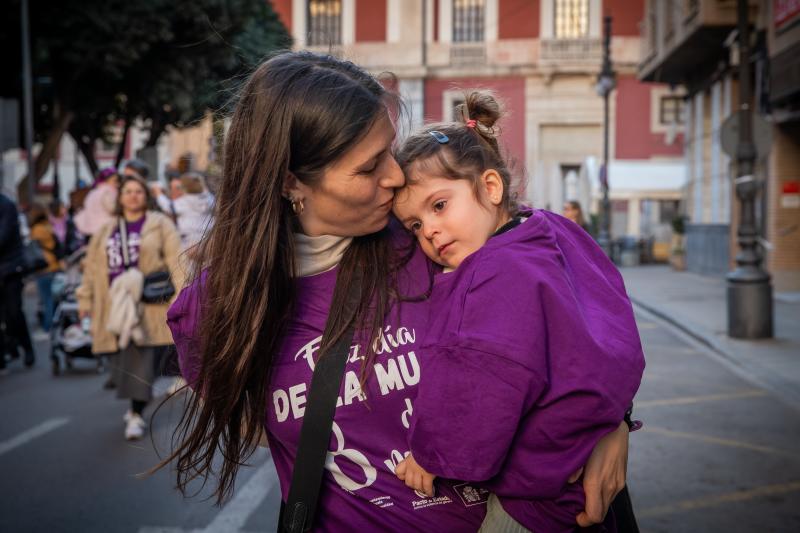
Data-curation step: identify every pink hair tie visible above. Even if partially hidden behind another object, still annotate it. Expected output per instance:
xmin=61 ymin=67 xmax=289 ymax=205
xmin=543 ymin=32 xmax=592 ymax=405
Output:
xmin=466 ymin=119 xmax=477 ymax=128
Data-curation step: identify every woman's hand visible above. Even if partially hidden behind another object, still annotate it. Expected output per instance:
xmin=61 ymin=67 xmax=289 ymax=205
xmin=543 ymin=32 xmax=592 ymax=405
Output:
xmin=395 ymin=453 xmax=436 ymax=497
xmin=577 ymin=421 xmax=629 ymax=527
xmin=79 ymin=310 xmax=91 ymax=320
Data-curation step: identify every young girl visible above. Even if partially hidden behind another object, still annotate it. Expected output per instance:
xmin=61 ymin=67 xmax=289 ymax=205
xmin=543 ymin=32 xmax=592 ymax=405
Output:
xmin=391 ymin=91 xmax=645 ymax=532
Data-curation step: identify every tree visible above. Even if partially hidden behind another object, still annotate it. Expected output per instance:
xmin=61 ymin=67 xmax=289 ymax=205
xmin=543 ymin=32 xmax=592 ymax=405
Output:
xmin=104 ymin=0 xmax=293 ymax=150
xmin=1 ymin=0 xmax=290 ymax=201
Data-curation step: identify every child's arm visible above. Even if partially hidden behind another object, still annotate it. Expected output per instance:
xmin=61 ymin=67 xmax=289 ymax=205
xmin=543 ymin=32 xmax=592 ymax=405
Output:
xmin=395 ymin=454 xmax=436 ymax=497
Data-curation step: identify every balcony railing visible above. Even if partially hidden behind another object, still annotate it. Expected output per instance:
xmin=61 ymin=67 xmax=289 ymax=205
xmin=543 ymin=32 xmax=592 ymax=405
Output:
xmin=540 ymin=38 xmax=602 ymax=63
xmin=449 ymin=43 xmax=487 ymax=66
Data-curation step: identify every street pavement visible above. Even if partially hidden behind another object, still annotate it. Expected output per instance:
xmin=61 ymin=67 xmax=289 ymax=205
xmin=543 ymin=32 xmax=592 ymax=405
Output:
xmin=0 ymin=286 xmax=281 ymax=533
xmin=627 ymin=307 xmax=800 ymax=532
xmin=621 ymin=265 xmax=800 ymax=411
xmin=2 ymin=276 xmax=800 ymax=532
xmin=0 ymin=347 xmax=281 ymax=533
xmin=622 ymin=265 xmax=800 ymax=532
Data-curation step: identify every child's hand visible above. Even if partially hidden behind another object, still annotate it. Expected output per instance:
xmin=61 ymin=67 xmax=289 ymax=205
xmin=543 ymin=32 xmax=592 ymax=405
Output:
xmin=395 ymin=453 xmax=436 ymax=497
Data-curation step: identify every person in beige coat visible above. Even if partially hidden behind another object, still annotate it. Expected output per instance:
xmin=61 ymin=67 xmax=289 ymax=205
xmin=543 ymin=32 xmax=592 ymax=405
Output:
xmin=76 ymin=175 xmax=184 ymax=440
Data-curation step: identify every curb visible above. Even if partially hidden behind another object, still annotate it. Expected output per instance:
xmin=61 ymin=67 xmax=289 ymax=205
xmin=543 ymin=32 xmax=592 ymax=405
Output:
xmin=630 ymin=296 xmax=800 ymax=412
xmin=629 ymin=296 xmax=732 ymax=360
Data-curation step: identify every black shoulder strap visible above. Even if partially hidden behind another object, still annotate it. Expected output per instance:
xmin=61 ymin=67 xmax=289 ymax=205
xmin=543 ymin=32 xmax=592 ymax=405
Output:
xmin=280 ymin=274 xmax=361 ymax=533
xmin=118 ymin=217 xmax=131 ymax=269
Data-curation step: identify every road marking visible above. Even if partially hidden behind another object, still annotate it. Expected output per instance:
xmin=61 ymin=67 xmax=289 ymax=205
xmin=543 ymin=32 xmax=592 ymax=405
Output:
xmin=636 ymin=389 xmax=767 ymax=408
xmin=0 ymin=417 xmax=70 ymax=457
xmin=641 ymin=426 xmax=799 ymax=459
xmin=638 ymin=480 xmax=800 ymax=518
xmin=138 ymin=453 xmax=278 ymax=533
xmin=202 ymin=458 xmax=277 ymax=533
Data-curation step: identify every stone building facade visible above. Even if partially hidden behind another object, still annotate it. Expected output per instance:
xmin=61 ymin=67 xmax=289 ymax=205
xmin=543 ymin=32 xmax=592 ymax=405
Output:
xmin=639 ymin=0 xmax=800 ymax=290
xmin=272 ymin=0 xmax=687 ymax=254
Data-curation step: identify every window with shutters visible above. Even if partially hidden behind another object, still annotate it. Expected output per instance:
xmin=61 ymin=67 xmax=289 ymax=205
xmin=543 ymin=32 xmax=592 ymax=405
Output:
xmin=308 ymin=0 xmax=342 ymax=46
xmin=453 ymin=0 xmax=486 ymax=43
xmin=554 ymin=0 xmax=589 ymax=39
xmin=660 ymin=96 xmax=686 ymax=126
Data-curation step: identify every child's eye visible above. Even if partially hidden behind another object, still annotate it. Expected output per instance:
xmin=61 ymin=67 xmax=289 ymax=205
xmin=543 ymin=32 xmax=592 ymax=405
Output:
xmin=433 ymin=200 xmax=447 ymax=212
xmin=409 ymin=221 xmax=422 ymax=233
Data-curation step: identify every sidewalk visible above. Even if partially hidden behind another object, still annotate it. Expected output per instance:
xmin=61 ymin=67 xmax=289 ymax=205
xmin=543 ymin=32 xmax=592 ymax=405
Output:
xmin=620 ymin=265 xmax=800 ymax=412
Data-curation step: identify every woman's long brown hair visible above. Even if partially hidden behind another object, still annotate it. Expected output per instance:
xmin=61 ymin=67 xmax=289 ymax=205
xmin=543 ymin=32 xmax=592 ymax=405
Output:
xmin=157 ymin=51 xmax=400 ymax=504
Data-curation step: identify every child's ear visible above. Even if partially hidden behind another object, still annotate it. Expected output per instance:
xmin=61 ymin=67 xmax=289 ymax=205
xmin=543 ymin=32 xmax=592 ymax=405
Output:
xmin=480 ymin=169 xmax=505 ymax=207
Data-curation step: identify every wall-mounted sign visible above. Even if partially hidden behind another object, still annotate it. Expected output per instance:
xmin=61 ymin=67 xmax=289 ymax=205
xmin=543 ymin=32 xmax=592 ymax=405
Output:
xmin=775 ymin=0 xmax=800 ymax=29
xmin=781 ymin=196 xmax=800 ymax=208
xmin=782 ymin=180 xmax=800 ymax=209
xmin=783 ymin=181 xmax=800 ymax=194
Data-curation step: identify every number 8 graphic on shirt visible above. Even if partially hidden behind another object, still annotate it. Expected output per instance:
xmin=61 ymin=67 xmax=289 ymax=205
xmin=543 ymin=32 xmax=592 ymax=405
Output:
xmin=324 ymin=422 xmax=377 ymax=491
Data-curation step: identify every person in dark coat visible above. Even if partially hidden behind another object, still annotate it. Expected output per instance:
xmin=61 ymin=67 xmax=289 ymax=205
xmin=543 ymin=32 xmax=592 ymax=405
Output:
xmin=0 ymin=193 xmax=35 ymax=374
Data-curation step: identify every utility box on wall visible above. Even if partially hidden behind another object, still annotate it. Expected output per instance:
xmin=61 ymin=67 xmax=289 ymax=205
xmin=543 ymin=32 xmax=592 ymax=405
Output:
xmin=685 ymin=224 xmax=730 ymax=276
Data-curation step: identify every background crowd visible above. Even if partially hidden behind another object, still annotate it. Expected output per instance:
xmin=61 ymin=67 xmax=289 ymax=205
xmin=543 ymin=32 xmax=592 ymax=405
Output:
xmin=0 ymin=160 xmax=214 ymax=439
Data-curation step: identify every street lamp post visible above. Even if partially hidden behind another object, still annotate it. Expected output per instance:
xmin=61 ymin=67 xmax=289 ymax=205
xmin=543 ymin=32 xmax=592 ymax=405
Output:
xmin=595 ymin=15 xmax=615 ymax=258
xmin=21 ymin=0 xmax=35 ymax=206
xmin=727 ymin=0 xmax=773 ymax=338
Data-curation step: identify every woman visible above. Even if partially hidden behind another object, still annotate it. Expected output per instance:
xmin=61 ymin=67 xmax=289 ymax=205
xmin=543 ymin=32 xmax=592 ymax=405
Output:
xmin=164 ymin=51 xmax=631 ymax=530
xmin=74 ymin=167 xmax=120 ymax=238
xmin=563 ymin=200 xmax=591 ymax=233
xmin=76 ymin=176 xmax=183 ymax=440
xmin=28 ymin=204 xmax=62 ymax=332
xmin=153 ymin=172 xmax=215 ymax=252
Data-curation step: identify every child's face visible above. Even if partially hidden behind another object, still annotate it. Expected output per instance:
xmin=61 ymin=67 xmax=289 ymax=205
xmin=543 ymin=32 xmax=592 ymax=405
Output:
xmin=393 ymin=170 xmax=508 ymax=270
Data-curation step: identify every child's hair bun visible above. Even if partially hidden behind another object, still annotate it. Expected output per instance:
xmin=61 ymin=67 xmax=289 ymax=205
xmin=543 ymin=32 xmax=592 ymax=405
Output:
xmin=458 ymin=90 xmax=503 ymax=131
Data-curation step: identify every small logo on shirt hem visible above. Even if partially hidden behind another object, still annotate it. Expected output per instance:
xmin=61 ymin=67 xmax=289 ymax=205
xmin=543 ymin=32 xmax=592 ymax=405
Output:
xmin=453 ymin=483 xmax=490 ymax=507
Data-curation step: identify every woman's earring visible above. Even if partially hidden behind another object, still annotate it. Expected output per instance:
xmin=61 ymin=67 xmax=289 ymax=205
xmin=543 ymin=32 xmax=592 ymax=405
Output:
xmin=291 ymin=198 xmax=305 ymax=215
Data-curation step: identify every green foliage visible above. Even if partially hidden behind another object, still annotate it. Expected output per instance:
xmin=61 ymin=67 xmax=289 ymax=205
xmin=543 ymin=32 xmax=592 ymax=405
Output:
xmin=3 ymin=0 xmax=291 ymax=159
xmin=671 ymin=215 xmax=687 ymax=235
xmin=118 ymin=0 xmax=292 ymax=143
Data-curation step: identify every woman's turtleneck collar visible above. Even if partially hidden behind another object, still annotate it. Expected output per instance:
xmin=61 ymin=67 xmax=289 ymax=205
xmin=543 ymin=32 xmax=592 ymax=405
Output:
xmin=293 ymin=232 xmax=353 ymax=277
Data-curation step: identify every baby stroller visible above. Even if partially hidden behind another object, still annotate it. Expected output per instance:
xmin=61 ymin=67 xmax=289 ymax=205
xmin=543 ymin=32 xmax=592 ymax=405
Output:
xmin=50 ymin=248 xmax=102 ymax=375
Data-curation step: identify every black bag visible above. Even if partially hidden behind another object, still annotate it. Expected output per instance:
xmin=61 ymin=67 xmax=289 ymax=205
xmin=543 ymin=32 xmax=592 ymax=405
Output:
xmin=279 ymin=274 xmax=361 ymax=533
xmin=142 ymin=270 xmax=175 ymax=303
xmin=12 ymin=241 xmax=49 ymax=277
xmin=118 ymin=217 xmax=175 ymax=303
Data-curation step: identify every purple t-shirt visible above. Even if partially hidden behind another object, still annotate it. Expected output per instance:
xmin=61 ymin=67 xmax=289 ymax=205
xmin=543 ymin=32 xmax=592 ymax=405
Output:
xmin=106 ymin=216 xmax=145 ymax=283
xmin=408 ymin=209 xmax=645 ymax=532
xmin=167 ymin=239 xmax=488 ymax=532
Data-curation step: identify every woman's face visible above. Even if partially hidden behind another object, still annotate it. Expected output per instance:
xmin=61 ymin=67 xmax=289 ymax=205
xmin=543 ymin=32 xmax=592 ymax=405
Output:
xmin=292 ymin=112 xmax=405 ymax=237
xmin=563 ymin=202 xmax=579 ymax=223
xmin=119 ymin=180 xmax=147 ymax=214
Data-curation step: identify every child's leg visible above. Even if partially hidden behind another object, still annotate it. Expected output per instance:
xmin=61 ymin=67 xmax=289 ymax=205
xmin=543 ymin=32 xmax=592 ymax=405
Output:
xmin=478 ymin=494 xmax=532 ymax=533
